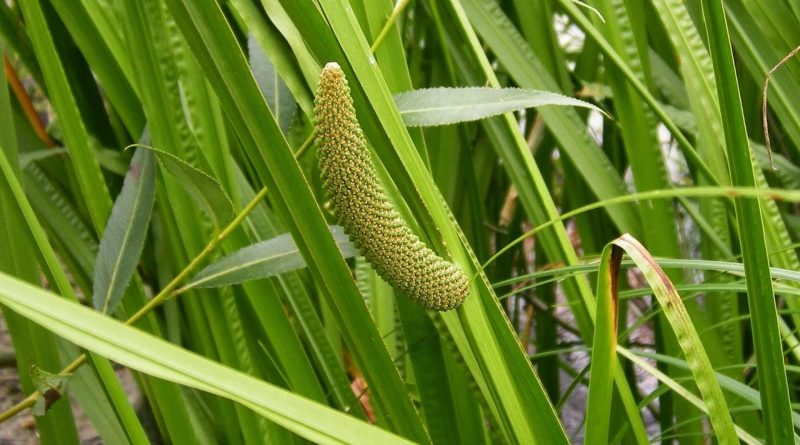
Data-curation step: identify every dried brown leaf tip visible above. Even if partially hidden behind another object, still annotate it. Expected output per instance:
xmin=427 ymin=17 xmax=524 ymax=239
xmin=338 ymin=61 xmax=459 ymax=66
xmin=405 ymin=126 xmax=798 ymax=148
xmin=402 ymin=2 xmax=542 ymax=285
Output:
xmin=314 ymin=62 xmax=468 ymax=311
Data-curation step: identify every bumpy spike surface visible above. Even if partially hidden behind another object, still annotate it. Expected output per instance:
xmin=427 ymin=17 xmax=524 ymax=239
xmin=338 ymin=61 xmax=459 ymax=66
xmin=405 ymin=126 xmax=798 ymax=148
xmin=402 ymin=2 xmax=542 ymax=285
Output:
xmin=314 ymin=62 xmax=468 ymax=311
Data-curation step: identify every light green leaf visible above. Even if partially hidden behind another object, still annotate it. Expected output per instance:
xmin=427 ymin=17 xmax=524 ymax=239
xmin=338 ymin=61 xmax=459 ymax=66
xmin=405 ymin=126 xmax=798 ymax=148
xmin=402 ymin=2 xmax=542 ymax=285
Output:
xmin=585 ymin=243 xmax=618 ymax=445
xmin=394 ymin=87 xmax=606 ymax=127
xmin=92 ymin=147 xmax=156 ymax=314
xmin=185 ymin=226 xmax=356 ymax=290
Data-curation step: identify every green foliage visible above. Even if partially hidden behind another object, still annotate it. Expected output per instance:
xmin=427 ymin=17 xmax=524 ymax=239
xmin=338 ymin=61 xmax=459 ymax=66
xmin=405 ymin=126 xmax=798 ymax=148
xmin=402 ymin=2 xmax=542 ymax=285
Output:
xmin=186 ymin=226 xmax=356 ymax=290
xmin=1 ymin=0 xmax=799 ymax=443
xmin=93 ymin=148 xmax=156 ymax=314
xmin=394 ymin=86 xmax=605 ymax=126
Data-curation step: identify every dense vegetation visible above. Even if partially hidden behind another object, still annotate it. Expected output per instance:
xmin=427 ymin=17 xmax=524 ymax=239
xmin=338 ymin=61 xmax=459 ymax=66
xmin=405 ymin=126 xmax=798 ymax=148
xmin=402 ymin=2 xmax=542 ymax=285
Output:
xmin=1 ymin=0 xmax=799 ymax=443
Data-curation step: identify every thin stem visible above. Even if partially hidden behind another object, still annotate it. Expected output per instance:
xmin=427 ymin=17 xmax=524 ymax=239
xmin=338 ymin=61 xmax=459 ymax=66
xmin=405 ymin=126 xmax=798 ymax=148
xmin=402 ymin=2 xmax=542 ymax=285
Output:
xmin=0 ymin=393 xmax=38 ymax=422
xmin=762 ymin=44 xmax=800 ymax=170
xmin=478 ymin=185 xmax=800 ymax=276
xmin=370 ymin=0 xmax=411 ymax=53
xmin=294 ymin=130 xmax=317 ymax=160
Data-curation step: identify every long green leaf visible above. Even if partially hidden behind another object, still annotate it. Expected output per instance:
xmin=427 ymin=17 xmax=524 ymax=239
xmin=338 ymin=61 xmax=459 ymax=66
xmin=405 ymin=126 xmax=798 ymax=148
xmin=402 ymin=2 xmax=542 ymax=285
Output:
xmin=585 ymin=244 xmax=619 ymax=445
xmin=394 ymin=87 xmax=605 ymax=126
xmin=18 ymin=0 xmax=112 ymax=232
xmin=618 ymin=348 xmax=760 ymax=445
xmin=700 ymin=1 xmax=794 ymax=442
xmin=93 ymin=148 xmax=156 ymax=314
xmin=186 ymin=226 xmax=356 ymax=290
xmin=162 ymin=1 xmax=432 ymax=441
xmin=0 ymin=272 xmax=414 ymax=445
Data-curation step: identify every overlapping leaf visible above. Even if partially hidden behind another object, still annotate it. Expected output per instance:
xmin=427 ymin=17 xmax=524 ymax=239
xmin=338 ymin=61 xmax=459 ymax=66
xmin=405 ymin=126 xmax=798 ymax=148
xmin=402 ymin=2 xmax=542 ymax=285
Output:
xmin=185 ymin=226 xmax=356 ymax=290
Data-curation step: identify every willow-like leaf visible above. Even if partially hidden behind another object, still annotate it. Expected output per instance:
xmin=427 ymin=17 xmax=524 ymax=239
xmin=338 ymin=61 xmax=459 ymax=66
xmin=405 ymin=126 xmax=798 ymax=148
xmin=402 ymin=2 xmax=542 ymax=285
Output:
xmin=132 ymin=144 xmax=235 ymax=228
xmin=185 ymin=226 xmax=356 ymax=290
xmin=394 ymin=87 xmax=606 ymax=127
xmin=93 ymin=148 xmax=156 ymax=314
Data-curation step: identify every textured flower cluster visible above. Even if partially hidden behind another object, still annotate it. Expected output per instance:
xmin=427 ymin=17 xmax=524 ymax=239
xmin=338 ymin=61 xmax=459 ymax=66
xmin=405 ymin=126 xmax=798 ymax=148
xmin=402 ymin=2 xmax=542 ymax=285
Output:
xmin=314 ymin=62 xmax=468 ymax=311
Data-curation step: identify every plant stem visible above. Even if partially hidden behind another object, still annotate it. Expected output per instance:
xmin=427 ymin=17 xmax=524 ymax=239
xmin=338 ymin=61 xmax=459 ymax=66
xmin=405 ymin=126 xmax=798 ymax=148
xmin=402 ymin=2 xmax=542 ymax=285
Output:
xmin=293 ymin=130 xmax=317 ymax=160
xmin=370 ymin=0 xmax=411 ymax=53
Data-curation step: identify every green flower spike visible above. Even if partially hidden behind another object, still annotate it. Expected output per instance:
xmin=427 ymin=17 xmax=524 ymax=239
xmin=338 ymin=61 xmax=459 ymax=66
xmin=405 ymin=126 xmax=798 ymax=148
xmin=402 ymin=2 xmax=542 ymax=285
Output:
xmin=314 ymin=62 xmax=468 ymax=311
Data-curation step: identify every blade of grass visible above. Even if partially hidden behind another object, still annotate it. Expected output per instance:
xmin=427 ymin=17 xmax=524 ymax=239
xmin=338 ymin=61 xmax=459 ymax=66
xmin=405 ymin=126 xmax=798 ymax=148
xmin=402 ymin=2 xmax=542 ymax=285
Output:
xmin=609 ymin=234 xmax=736 ymax=443
xmin=584 ymin=244 xmax=620 ymax=445
xmin=18 ymin=0 xmax=111 ymax=231
xmin=700 ymin=2 xmax=793 ymax=442
xmin=318 ymin=1 xmax=572 ymax=442
xmin=591 ymin=0 xmax=695 ymax=437
xmin=48 ymin=0 xmax=144 ymax=135
xmin=618 ymin=348 xmax=760 ymax=444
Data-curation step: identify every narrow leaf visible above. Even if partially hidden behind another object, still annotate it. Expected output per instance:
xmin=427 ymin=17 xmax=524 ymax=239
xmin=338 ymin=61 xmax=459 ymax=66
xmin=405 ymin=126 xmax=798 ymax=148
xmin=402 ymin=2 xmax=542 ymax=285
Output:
xmin=394 ymin=87 xmax=606 ymax=127
xmin=701 ymin=2 xmax=794 ymax=442
xmin=585 ymin=244 xmax=620 ymax=445
xmin=93 ymin=148 xmax=156 ymax=314
xmin=18 ymin=147 xmax=67 ymax=166
xmin=618 ymin=348 xmax=763 ymax=445
xmin=248 ymin=33 xmax=296 ymax=134
xmin=610 ymin=234 xmax=737 ymax=443
xmin=185 ymin=226 xmax=356 ymax=290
